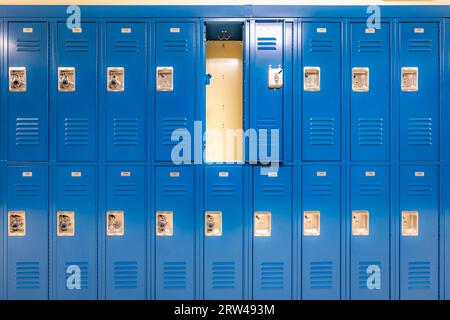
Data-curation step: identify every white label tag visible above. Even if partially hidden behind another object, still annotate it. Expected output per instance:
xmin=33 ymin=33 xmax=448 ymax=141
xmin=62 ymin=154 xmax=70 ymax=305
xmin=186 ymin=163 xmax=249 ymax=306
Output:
xmin=365 ymin=171 xmax=376 ymax=177
xmin=267 ymin=172 xmax=278 ymax=177
xmin=317 ymin=27 xmax=327 ymax=33
xmin=72 ymin=27 xmax=82 ymax=33
xmin=121 ymin=28 xmax=132 ymax=33
xmin=120 ymin=171 xmax=131 ymax=177
xmin=22 ymin=172 xmax=32 ymax=177
xmin=219 ymin=172 xmax=229 ymax=177
xmin=170 ymin=171 xmax=180 ymax=177
xmin=414 ymin=28 xmax=425 ymax=33
xmin=170 ymin=27 xmax=180 ymax=33
xmin=23 ymin=27 xmax=33 ymax=33
xmin=316 ymin=171 xmax=327 ymax=177
xmin=71 ymin=171 xmax=81 ymax=177
xmin=365 ymin=28 xmax=375 ymax=34
xmin=415 ymin=171 xmax=425 ymax=177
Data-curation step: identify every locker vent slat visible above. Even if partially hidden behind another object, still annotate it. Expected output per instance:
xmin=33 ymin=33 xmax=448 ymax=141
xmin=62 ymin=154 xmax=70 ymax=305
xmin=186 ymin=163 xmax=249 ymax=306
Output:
xmin=309 ymin=261 xmax=333 ymax=289
xmin=65 ymin=39 xmax=89 ymax=52
xmin=358 ymin=261 xmax=381 ymax=289
xmin=309 ymin=183 xmax=334 ymax=196
xmin=16 ymin=39 xmax=40 ymax=52
xmin=309 ymin=118 xmax=335 ymax=145
xmin=261 ymin=183 xmax=286 ymax=197
xmin=211 ymin=262 xmax=235 ymax=289
xmin=407 ymin=39 xmax=433 ymax=53
xmin=358 ymin=118 xmax=383 ymax=146
xmin=408 ymin=118 xmax=432 ymax=146
xmin=309 ymin=40 xmax=334 ymax=53
xmin=65 ymin=118 xmax=89 ymax=146
xmin=15 ymin=184 xmax=40 ymax=197
xmin=357 ymin=40 xmax=384 ymax=53
xmin=113 ymin=183 xmax=138 ymax=197
xmin=359 ymin=184 xmax=383 ymax=197
xmin=16 ymin=118 xmax=40 ymax=146
xmin=162 ymin=117 xmax=188 ymax=145
xmin=65 ymin=262 xmax=89 ymax=290
xmin=114 ymin=40 xmax=139 ymax=53
xmin=408 ymin=261 xmax=431 ymax=289
xmin=113 ymin=261 xmax=138 ymax=289
xmin=163 ymin=261 xmax=187 ymax=289
xmin=63 ymin=184 xmax=89 ymax=197
xmin=407 ymin=183 xmax=432 ymax=197
xmin=257 ymin=37 xmax=277 ymax=51
xmin=16 ymin=262 xmax=40 ymax=290
xmin=163 ymin=183 xmax=188 ymax=197
xmin=212 ymin=183 xmax=236 ymax=196
xmin=260 ymin=262 xmax=284 ymax=290
xmin=113 ymin=118 xmax=139 ymax=146
xmin=163 ymin=40 xmax=188 ymax=52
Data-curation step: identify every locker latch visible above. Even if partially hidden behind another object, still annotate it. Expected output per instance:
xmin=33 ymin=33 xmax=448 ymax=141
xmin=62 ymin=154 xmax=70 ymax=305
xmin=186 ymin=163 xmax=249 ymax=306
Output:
xmin=57 ymin=211 xmax=75 ymax=236
xmin=156 ymin=67 xmax=174 ymax=91
xmin=304 ymin=67 xmax=320 ymax=91
xmin=267 ymin=65 xmax=283 ymax=89
xmin=156 ymin=211 xmax=174 ymax=236
xmin=402 ymin=211 xmax=419 ymax=236
xmin=205 ymin=211 xmax=222 ymax=236
xmin=352 ymin=210 xmax=369 ymax=236
xmin=9 ymin=67 xmax=27 ymax=92
xmin=58 ymin=67 xmax=76 ymax=92
xmin=107 ymin=67 xmax=125 ymax=92
xmin=304 ymin=211 xmax=320 ymax=236
xmin=352 ymin=67 xmax=369 ymax=92
xmin=8 ymin=211 xmax=26 ymax=236
xmin=107 ymin=210 xmax=124 ymax=236
xmin=401 ymin=67 xmax=418 ymax=92
xmin=254 ymin=211 xmax=271 ymax=237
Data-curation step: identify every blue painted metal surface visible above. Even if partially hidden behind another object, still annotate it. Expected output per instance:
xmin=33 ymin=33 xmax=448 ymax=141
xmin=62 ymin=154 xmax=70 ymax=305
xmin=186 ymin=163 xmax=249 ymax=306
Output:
xmin=350 ymin=166 xmax=390 ymax=299
xmin=155 ymin=165 xmax=196 ymax=299
xmin=54 ymin=166 xmax=97 ymax=299
xmin=252 ymin=166 xmax=292 ymax=299
xmin=301 ymin=165 xmax=341 ymax=299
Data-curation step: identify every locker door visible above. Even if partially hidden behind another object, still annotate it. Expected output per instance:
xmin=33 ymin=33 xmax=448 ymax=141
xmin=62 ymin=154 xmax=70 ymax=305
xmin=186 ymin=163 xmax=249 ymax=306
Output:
xmin=105 ymin=22 xmax=146 ymax=161
xmin=350 ymin=23 xmax=390 ymax=161
xmin=54 ymin=166 xmax=97 ymax=299
xmin=203 ymin=166 xmax=244 ymax=299
xmin=400 ymin=166 xmax=439 ymax=299
xmin=350 ymin=166 xmax=390 ymax=299
xmin=56 ymin=22 xmax=97 ymax=161
xmin=155 ymin=21 xmax=196 ymax=162
xmin=155 ymin=166 xmax=195 ymax=299
xmin=253 ymin=166 xmax=292 ymax=299
xmin=250 ymin=21 xmax=292 ymax=162
xmin=105 ymin=166 xmax=146 ymax=299
xmin=6 ymin=166 xmax=48 ymax=299
xmin=302 ymin=22 xmax=341 ymax=161
xmin=399 ymin=23 xmax=439 ymax=161
xmin=301 ymin=166 xmax=340 ymax=299
xmin=7 ymin=22 xmax=48 ymax=161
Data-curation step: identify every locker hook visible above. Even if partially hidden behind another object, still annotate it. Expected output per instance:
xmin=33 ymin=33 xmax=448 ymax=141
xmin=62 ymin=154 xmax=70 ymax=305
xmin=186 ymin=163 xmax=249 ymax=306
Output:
xmin=217 ymin=29 xmax=231 ymax=41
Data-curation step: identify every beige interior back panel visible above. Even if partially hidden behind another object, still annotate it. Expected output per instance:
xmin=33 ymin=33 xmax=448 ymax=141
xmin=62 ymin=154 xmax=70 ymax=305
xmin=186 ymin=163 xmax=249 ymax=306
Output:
xmin=206 ymin=40 xmax=243 ymax=163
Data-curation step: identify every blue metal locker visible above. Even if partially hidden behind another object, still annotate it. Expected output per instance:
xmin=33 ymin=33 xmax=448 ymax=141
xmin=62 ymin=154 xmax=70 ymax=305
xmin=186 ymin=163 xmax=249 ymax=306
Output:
xmin=252 ymin=166 xmax=292 ymax=299
xmin=250 ymin=20 xmax=292 ymax=162
xmin=56 ymin=22 xmax=97 ymax=161
xmin=54 ymin=166 xmax=97 ymax=299
xmin=105 ymin=22 xmax=146 ymax=161
xmin=399 ymin=166 xmax=439 ymax=299
xmin=7 ymin=22 xmax=48 ymax=161
xmin=203 ymin=166 xmax=244 ymax=299
xmin=155 ymin=166 xmax=195 ymax=299
xmin=302 ymin=22 xmax=341 ymax=161
xmin=301 ymin=166 xmax=340 ymax=299
xmin=350 ymin=22 xmax=390 ymax=161
xmin=6 ymin=166 xmax=48 ymax=299
xmin=399 ymin=22 xmax=439 ymax=161
xmin=350 ymin=166 xmax=390 ymax=299
xmin=105 ymin=166 xmax=146 ymax=299
xmin=155 ymin=21 xmax=196 ymax=162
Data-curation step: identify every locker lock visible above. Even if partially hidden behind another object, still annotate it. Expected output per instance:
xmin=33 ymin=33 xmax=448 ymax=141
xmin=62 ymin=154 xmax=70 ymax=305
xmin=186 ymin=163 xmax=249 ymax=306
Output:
xmin=156 ymin=211 xmax=173 ymax=236
xmin=57 ymin=211 xmax=75 ymax=236
xmin=9 ymin=67 xmax=27 ymax=92
xmin=107 ymin=67 xmax=125 ymax=92
xmin=58 ymin=67 xmax=76 ymax=92
xmin=8 ymin=211 xmax=26 ymax=236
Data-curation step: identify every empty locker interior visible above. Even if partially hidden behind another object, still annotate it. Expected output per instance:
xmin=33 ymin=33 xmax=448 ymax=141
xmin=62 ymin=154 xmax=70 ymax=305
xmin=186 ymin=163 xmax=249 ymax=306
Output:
xmin=205 ymin=22 xmax=243 ymax=163
xmin=0 ymin=3 xmax=449 ymax=301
